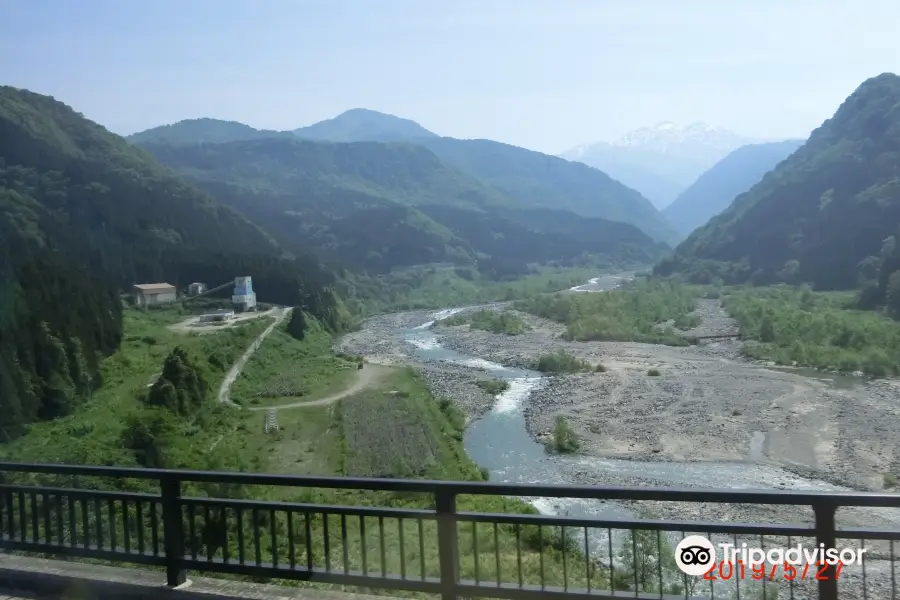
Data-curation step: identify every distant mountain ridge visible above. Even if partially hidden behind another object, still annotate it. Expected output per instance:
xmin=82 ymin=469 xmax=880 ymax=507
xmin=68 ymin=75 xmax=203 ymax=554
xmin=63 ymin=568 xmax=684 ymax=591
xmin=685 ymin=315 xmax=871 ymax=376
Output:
xmin=560 ymin=122 xmax=759 ymax=208
xmin=140 ymin=136 xmax=666 ymax=276
xmin=663 ymin=139 xmax=805 ymax=237
xmin=129 ymin=112 xmax=678 ymax=244
xmin=127 ymin=118 xmax=294 ymax=145
xmin=293 ymin=108 xmax=439 ymax=142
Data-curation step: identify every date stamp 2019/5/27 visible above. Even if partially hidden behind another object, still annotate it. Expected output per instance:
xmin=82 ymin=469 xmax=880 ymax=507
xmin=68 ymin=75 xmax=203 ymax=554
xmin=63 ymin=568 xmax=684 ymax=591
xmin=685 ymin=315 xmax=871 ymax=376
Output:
xmin=702 ymin=560 xmax=844 ymax=582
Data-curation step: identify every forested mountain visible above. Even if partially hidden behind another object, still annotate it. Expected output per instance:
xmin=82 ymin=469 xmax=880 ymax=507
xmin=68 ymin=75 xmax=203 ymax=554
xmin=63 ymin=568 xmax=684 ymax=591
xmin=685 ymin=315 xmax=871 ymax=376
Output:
xmin=293 ymin=108 xmax=438 ymax=142
xmin=127 ymin=118 xmax=293 ymax=145
xmin=290 ymin=110 xmax=676 ymax=243
xmin=0 ymin=87 xmax=345 ymax=441
xmin=132 ymin=110 xmax=677 ymax=244
xmin=140 ymin=138 xmax=666 ymax=275
xmin=663 ymin=140 xmax=805 ymax=237
xmin=656 ymin=73 xmax=900 ymax=299
xmin=414 ymin=137 xmax=678 ymax=244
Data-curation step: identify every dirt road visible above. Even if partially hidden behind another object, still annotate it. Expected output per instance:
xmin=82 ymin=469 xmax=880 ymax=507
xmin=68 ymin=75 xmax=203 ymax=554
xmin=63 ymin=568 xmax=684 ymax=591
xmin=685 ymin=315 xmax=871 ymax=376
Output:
xmin=248 ymin=364 xmax=389 ymax=410
xmin=217 ymin=307 xmax=291 ymax=405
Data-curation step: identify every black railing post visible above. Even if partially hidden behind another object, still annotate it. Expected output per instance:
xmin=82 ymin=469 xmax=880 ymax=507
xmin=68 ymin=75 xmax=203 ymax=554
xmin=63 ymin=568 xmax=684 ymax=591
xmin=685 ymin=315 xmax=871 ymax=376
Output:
xmin=160 ymin=474 xmax=187 ymax=587
xmin=813 ymin=501 xmax=839 ymax=600
xmin=435 ymin=488 xmax=459 ymax=600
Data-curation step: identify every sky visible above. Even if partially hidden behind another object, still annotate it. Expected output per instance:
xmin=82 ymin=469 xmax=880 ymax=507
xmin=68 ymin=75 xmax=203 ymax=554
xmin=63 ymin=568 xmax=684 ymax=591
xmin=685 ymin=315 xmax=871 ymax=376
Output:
xmin=2 ymin=0 xmax=899 ymax=155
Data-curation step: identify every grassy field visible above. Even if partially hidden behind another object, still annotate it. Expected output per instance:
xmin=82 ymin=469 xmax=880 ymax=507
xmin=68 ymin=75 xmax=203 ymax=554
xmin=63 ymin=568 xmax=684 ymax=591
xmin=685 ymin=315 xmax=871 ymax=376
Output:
xmin=514 ymin=279 xmax=697 ymax=344
xmin=229 ymin=318 xmax=358 ymax=407
xmin=722 ymin=285 xmax=900 ymax=376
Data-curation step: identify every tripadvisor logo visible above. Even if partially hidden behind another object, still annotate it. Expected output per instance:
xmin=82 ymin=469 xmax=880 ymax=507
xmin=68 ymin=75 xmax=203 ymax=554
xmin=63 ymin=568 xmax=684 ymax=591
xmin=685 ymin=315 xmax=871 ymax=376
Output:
xmin=675 ymin=535 xmax=717 ymax=576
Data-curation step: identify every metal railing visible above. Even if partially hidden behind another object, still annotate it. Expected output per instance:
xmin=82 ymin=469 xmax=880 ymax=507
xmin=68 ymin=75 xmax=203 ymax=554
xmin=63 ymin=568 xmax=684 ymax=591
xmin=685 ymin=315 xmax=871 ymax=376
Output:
xmin=1 ymin=462 xmax=899 ymax=600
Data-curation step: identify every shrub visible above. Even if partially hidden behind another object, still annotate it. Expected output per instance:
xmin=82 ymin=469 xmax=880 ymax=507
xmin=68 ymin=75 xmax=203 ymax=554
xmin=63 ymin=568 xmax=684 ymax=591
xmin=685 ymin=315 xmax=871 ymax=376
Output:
xmin=475 ymin=379 xmax=510 ymax=395
xmin=647 ymin=369 xmax=661 ymax=376
xmin=532 ymin=351 xmax=592 ymax=373
xmin=547 ymin=416 xmax=580 ymax=453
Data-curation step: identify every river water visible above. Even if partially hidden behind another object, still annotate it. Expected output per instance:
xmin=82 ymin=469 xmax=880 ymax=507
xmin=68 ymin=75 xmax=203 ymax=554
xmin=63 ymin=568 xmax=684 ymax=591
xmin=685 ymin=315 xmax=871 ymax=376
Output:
xmin=391 ymin=280 xmax=900 ymax=598
xmin=400 ymin=278 xmax=870 ymax=521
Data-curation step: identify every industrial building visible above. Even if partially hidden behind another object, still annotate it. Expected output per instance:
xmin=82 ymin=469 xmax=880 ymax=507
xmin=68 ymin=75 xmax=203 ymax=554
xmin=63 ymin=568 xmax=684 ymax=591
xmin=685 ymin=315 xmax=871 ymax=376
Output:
xmin=188 ymin=282 xmax=207 ymax=296
xmin=131 ymin=283 xmax=177 ymax=307
xmin=232 ymin=276 xmax=257 ymax=312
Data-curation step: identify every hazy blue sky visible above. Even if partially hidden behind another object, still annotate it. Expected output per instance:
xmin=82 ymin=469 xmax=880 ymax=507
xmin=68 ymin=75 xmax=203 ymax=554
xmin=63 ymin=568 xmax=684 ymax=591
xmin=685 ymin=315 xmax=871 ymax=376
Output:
xmin=2 ymin=0 xmax=898 ymax=154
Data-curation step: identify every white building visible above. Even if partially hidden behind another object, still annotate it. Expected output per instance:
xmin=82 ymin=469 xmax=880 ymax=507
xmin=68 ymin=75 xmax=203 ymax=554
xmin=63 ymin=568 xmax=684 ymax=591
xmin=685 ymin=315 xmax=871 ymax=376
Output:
xmin=131 ymin=283 xmax=177 ymax=307
xmin=232 ymin=276 xmax=257 ymax=312
xmin=188 ymin=282 xmax=207 ymax=296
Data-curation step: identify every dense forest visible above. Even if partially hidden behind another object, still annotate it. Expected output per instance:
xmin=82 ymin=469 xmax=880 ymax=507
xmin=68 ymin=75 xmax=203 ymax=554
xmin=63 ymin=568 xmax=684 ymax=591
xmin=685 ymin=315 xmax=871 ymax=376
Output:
xmin=139 ymin=137 xmax=667 ymax=276
xmin=0 ymin=86 xmax=346 ymax=441
xmin=657 ymin=73 xmax=900 ymax=315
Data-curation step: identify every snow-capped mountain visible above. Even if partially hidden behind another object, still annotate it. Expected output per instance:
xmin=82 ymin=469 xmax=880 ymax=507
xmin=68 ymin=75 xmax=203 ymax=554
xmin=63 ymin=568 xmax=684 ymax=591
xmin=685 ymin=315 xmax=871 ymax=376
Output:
xmin=560 ymin=122 xmax=760 ymax=209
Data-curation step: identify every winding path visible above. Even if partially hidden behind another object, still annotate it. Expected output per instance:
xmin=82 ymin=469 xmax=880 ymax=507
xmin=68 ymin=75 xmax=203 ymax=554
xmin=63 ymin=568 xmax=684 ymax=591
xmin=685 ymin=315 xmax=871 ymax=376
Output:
xmin=248 ymin=364 xmax=388 ymax=410
xmin=217 ymin=307 xmax=292 ymax=405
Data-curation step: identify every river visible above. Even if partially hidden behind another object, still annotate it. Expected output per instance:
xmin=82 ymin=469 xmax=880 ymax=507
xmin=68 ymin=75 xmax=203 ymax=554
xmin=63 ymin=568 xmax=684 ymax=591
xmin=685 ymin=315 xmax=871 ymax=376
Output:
xmin=402 ymin=279 xmax=858 ymax=519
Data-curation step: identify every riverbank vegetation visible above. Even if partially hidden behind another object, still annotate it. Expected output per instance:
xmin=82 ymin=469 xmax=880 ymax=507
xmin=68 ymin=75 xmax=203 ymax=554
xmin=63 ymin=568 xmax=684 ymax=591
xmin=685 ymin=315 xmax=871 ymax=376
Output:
xmin=516 ymin=279 xmax=696 ymax=344
xmin=440 ymin=309 xmax=531 ymax=335
xmin=548 ymin=416 xmax=581 ymax=453
xmin=475 ymin=378 xmax=510 ymax=395
xmin=532 ymin=351 xmax=593 ymax=373
xmin=340 ymin=265 xmax=599 ymax=314
xmin=723 ymin=286 xmax=900 ymax=376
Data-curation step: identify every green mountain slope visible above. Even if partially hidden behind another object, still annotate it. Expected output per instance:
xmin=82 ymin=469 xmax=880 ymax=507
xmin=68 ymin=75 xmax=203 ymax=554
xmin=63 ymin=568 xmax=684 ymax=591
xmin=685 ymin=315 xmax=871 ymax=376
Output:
xmin=293 ymin=108 xmax=438 ymax=142
xmin=656 ymin=73 xmax=900 ymax=290
xmin=663 ymin=140 xmax=805 ymax=237
xmin=411 ymin=138 xmax=677 ymax=244
xmin=127 ymin=118 xmax=294 ymax=145
xmin=290 ymin=110 xmax=676 ymax=243
xmin=0 ymin=87 xmax=344 ymax=441
xmin=140 ymin=137 xmax=666 ymax=275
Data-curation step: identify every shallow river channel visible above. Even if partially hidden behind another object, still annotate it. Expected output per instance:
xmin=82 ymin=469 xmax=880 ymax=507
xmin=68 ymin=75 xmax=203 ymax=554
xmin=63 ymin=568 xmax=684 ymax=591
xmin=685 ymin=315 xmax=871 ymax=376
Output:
xmin=400 ymin=278 xmax=869 ymax=521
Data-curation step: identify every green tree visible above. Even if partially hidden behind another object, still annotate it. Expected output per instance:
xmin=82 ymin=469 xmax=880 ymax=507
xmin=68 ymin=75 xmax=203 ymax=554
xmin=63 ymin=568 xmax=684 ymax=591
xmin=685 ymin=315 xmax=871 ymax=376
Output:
xmin=616 ymin=529 xmax=680 ymax=594
xmin=145 ymin=347 xmax=208 ymax=416
xmin=122 ymin=409 xmax=180 ymax=468
xmin=287 ymin=309 xmax=308 ymax=340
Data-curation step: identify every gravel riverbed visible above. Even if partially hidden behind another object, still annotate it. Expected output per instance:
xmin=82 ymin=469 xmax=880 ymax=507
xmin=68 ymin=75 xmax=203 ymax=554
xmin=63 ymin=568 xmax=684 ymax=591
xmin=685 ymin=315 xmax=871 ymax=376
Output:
xmin=338 ymin=297 xmax=900 ymax=598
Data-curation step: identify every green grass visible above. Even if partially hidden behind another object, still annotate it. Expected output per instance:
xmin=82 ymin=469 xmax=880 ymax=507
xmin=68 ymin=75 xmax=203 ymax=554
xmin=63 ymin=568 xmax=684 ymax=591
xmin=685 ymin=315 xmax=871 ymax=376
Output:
xmin=0 ymin=306 xmax=271 ymax=468
xmin=514 ymin=279 xmax=696 ymax=344
xmin=722 ymin=285 xmax=900 ymax=376
xmin=229 ymin=317 xmax=358 ymax=407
